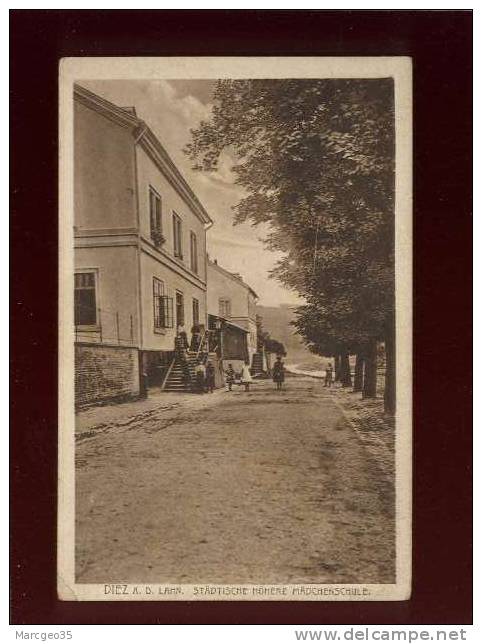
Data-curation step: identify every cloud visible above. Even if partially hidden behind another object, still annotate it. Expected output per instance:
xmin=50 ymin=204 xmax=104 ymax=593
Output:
xmin=144 ymin=80 xmax=212 ymax=132
xmin=208 ymin=233 xmax=261 ymax=251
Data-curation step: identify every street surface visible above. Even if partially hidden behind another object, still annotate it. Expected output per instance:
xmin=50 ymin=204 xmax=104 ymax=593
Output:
xmin=76 ymin=377 xmax=395 ymax=584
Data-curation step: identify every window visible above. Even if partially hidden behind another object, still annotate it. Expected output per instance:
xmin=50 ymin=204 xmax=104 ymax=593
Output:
xmin=149 ymin=187 xmax=163 ymax=245
xmin=75 ymin=272 xmax=97 ymax=326
xmin=219 ymin=297 xmax=231 ymax=318
xmin=190 ymin=231 xmax=198 ymax=274
xmin=173 ymin=212 xmax=183 ymax=259
xmin=176 ymin=291 xmax=185 ymax=327
xmin=192 ymin=298 xmax=200 ymax=326
xmin=153 ymin=278 xmax=173 ymax=329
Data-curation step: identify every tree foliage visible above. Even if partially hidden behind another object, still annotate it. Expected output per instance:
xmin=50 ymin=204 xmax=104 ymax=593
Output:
xmin=186 ymin=79 xmax=395 ymax=409
xmin=255 ymin=314 xmax=286 ymax=356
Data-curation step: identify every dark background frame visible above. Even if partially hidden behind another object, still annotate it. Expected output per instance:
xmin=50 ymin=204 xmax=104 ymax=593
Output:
xmin=10 ymin=9 xmax=473 ymax=625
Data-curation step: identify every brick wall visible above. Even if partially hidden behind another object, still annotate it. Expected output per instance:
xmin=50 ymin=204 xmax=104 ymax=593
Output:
xmin=75 ymin=343 xmax=140 ymax=408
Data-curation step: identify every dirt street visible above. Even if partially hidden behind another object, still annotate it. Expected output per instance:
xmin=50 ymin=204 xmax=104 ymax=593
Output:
xmin=75 ymin=377 xmax=395 ymax=584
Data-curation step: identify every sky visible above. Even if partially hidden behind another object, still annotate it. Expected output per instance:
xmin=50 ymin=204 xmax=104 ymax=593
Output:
xmin=81 ymin=79 xmax=302 ymax=307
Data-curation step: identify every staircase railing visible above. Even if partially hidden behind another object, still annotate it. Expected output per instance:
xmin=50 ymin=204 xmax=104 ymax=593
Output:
xmin=195 ymin=329 xmax=207 ymax=360
xmin=181 ymin=353 xmax=193 ymax=385
xmin=160 ymin=357 xmax=176 ymax=392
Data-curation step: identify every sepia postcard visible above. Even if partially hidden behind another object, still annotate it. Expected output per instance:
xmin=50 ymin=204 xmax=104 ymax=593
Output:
xmin=58 ymin=56 xmax=412 ymax=601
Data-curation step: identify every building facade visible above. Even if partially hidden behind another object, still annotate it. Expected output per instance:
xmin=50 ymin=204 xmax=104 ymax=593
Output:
xmin=74 ymin=85 xmax=213 ymax=404
xmin=206 ymin=258 xmax=258 ymax=369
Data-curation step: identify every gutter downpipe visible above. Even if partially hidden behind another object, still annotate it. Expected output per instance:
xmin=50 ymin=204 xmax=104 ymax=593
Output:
xmin=203 ymin=219 xmax=213 ymax=335
xmin=133 ymin=124 xmax=148 ymax=389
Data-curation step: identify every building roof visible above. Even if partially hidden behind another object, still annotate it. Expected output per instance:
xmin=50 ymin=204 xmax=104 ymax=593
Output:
xmin=208 ymin=313 xmax=248 ymax=334
xmin=121 ymin=106 xmax=137 ymax=116
xmin=74 ymin=84 xmax=213 ymax=227
xmin=207 ymin=257 xmax=259 ymax=300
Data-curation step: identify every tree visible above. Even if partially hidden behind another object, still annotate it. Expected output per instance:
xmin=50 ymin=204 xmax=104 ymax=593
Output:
xmin=353 ymin=353 xmax=364 ymax=393
xmin=264 ymin=338 xmax=287 ymax=357
xmin=255 ymin=315 xmax=286 ymax=357
xmin=186 ymin=79 xmax=395 ymax=413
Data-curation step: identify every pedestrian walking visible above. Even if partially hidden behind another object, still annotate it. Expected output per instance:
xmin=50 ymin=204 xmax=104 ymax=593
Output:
xmin=272 ymin=356 xmax=285 ymax=390
xmin=324 ymin=363 xmax=333 ymax=387
xmin=241 ymin=360 xmax=253 ymax=392
xmin=206 ymin=360 xmax=216 ymax=393
xmin=225 ymin=364 xmax=235 ymax=391
xmin=195 ymin=361 xmax=206 ymax=394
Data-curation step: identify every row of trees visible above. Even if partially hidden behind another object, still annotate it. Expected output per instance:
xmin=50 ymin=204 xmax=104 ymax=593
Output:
xmin=186 ymin=79 xmax=396 ymax=414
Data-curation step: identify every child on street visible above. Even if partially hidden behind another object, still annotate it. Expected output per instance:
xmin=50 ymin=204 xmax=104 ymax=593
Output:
xmin=206 ymin=360 xmax=215 ymax=393
xmin=225 ymin=364 xmax=235 ymax=391
xmin=272 ymin=356 xmax=285 ymax=390
xmin=241 ymin=360 xmax=253 ymax=392
xmin=324 ymin=363 xmax=333 ymax=387
xmin=195 ymin=361 xmax=206 ymax=394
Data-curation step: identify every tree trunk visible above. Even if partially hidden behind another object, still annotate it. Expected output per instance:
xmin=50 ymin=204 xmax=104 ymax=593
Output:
xmin=334 ymin=354 xmax=341 ymax=382
xmin=353 ymin=353 xmax=364 ymax=392
xmin=340 ymin=353 xmax=352 ymax=387
xmin=362 ymin=339 xmax=377 ymax=398
xmin=384 ymin=323 xmax=396 ymax=415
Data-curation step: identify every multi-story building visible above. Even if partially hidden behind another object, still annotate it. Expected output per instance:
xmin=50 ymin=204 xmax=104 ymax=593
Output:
xmin=206 ymin=257 xmax=258 ymax=370
xmin=74 ymin=84 xmax=213 ymax=405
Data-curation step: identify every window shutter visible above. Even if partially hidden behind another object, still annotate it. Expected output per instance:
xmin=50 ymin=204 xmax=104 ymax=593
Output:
xmin=149 ymin=191 xmax=155 ymax=235
xmin=156 ymin=195 xmax=162 ymax=231
xmin=172 ymin=214 xmax=177 ymax=254
xmin=179 ymin=219 xmax=183 ymax=258
xmin=190 ymin=232 xmax=198 ymax=273
xmin=161 ymin=295 xmax=174 ymax=328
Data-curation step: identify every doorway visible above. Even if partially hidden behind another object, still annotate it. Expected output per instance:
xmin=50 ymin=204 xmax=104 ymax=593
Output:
xmin=175 ymin=291 xmax=184 ymax=329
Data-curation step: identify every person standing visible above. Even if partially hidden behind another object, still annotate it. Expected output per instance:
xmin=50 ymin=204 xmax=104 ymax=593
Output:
xmin=190 ymin=325 xmax=201 ymax=352
xmin=272 ymin=356 xmax=285 ymax=390
xmin=241 ymin=360 xmax=253 ymax=392
xmin=324 ymin=363 xmax=333 ymax=387
xmin=205 ymin=360 xmax=216 ymax=393
xmin=194 ymin=361 xmax=206 ymax=394
xmin=225 ymin=364 xmax=235 ymax=392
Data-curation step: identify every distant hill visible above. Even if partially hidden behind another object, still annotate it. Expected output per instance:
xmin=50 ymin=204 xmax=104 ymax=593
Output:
xmin=256 ymin=304 xmax=313 ymax=362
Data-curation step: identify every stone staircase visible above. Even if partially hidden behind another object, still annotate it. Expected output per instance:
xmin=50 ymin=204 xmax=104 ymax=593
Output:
xmin=251 ymin=352 xmax=265 ymax=377
xmin=162 ymin=351 xmax=200 ymax=393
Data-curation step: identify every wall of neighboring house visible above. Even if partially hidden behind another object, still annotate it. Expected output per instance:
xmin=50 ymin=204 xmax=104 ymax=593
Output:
xmin=136 ymin=144 xmax=207 ymax=282
xmin=74 ymin=245 xmax=139 ymax=346
xmin=207 ymin=261 xmax=249 ymax=318
xmin=139 ymin=251 xmax=207 ymax=352
xmin=74 ymin=98 xmax=142 ymax=406
xmin=136 ymin=144 xmax=208 ymax=352
xmin=73 ymin=87 xmax=212 ymax=404
xmin=74 ymin=100 xmax=137 ymax=231
xmin=74 ymin=93 xmax=140 ymax=346
xmin=207 ymin=261 xmax=258 ymax=362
